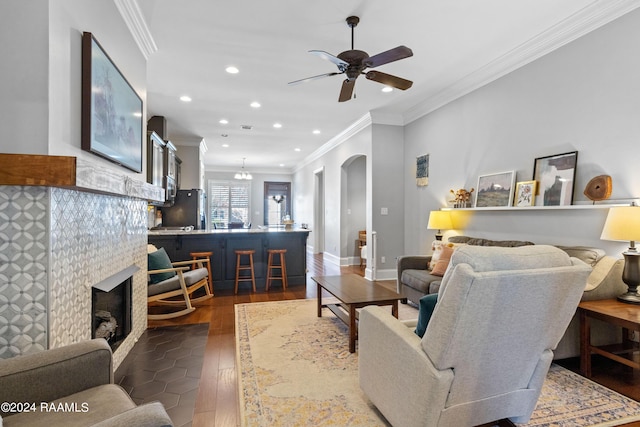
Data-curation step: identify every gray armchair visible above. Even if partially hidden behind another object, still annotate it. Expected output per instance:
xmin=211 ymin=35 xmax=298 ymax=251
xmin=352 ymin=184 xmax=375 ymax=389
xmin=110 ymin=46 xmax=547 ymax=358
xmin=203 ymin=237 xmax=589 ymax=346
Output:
xmin=0 ymin=339 xmax=173 ymax=427
xmin=360 ymin=245 xmax=591 ymax=427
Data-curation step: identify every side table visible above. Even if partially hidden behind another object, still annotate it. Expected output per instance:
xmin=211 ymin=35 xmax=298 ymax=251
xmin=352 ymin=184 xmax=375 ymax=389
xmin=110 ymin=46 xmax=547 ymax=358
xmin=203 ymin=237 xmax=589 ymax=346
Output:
xmin=579 ymin=299 xmax=640 ymax=377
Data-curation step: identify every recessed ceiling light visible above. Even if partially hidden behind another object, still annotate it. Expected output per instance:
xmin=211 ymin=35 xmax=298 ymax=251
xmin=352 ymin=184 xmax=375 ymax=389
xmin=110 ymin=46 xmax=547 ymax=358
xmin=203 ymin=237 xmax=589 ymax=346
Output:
xmin=250 ymin=101 xmax=261 ymax=108
xmin=180 ymin=95 xmax=192 ymax=102
xmin=294 ymin=148 xmax=301 ymax=152
xmin=273 ymin=123 xmax=282 ymax=129
xmin=381 ymin=86 xmax=393 ymax=93
xmin=279 ymin=164 xmax=285 ymax=167
xmin=219 ymin=119 xmax=229 ymax=124
xmin=222 ymin=144 xmax=229 ymax=148
xmin=312 ymin=129 xmax=321 ymax=135
xmin=226 ymin=66 xmax=239 ymax=74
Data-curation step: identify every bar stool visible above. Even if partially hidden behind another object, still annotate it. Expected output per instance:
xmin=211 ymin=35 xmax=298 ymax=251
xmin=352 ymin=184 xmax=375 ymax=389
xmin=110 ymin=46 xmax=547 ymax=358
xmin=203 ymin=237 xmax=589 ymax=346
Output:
xmin=190 ymin=251 xmax=214 ymax=295
xmin=266 ymin=249 xmax=288 ymax=291
xmin=234 ymin=249 xmax=256 ymax=294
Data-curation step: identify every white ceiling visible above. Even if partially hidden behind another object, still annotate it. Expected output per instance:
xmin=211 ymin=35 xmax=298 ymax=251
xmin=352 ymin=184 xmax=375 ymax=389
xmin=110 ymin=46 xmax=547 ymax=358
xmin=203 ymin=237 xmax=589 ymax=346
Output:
xmin=131 ymin=0 xmax=636 ymax=174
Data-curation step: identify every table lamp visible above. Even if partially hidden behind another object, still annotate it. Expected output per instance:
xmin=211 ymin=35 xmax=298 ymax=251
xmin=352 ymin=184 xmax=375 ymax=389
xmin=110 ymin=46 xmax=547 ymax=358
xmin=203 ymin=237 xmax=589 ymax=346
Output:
xmin=427 ymin=211 xmax=453 ymax=249
xmin=600 ymin=205 xmax=640 ymax=304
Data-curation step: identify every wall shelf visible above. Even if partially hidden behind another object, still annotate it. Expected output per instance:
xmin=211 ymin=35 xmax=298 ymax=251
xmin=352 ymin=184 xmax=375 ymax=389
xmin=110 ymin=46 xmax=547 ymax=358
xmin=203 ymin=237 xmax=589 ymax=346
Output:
xmin=441 ymin=203 xmax=637 ymax=212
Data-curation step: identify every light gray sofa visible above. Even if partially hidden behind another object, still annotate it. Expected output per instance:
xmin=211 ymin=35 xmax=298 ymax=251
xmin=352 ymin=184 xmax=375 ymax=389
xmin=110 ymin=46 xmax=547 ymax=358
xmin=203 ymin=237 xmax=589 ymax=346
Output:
xmin=360 ymin=245 xmax=592 ymax=427
xmin=0 ymin=339 xmax=173 ymax=427
xmin=397 ymin=236 xmax=627 ymax=359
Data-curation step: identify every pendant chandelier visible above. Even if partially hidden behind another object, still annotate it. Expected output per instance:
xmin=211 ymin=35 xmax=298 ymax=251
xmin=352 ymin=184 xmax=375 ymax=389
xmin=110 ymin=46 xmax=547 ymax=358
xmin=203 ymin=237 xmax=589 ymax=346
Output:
xmin=235 ymin=158 xmax=252 ymax=180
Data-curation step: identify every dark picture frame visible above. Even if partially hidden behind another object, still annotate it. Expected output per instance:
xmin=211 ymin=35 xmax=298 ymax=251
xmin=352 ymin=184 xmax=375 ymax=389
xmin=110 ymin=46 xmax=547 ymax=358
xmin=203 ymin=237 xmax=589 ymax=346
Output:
xmin=475 ymin=170 xmax=515 ymax=207
xmin=416 ymin=154 xmax=429 ymax=186
xmin=532 ymin=151 xmax=578 ymax=206
xmin=81 ymin=32 xmax=143 ymax=173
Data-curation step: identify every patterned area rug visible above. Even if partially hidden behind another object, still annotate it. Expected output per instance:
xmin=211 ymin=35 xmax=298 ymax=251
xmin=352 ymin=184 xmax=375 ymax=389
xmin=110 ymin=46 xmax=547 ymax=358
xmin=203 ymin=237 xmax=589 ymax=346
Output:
xmin=235 ymin=299 xmax=640 ymax=427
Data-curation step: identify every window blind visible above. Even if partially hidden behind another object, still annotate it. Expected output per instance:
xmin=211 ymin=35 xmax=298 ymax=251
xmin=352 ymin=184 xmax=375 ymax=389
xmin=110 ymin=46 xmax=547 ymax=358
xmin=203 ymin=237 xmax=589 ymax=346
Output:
xmin=209 ymin=180 xmax=250 ymax=228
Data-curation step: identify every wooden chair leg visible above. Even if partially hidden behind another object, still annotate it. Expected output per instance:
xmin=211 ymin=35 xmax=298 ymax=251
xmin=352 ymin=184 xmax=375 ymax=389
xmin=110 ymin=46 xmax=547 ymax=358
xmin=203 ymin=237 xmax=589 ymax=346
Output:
xmin=266 ymin=251 xmax=273 ymax=291
xmin=281 ymin=252 xmax=288 ymax=289
xmin=249 ymin=252 xmax=256 ymax=292
xmin=235 ymin=252 xmax=241 ymax=294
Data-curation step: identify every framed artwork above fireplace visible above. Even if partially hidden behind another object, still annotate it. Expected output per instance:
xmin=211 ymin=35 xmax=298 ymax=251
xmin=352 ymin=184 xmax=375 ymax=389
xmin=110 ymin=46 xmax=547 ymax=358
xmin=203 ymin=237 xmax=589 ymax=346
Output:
xmin=81 ymin=32 xmax=143 ymax=173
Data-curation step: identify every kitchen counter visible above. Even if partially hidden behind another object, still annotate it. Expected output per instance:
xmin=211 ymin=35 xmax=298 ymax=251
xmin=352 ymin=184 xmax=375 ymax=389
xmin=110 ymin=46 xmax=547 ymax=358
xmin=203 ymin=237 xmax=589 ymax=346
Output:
xmin=148 ymin=228 xmax=310 ymax=235
xmin=148 ymin=228 xmax=311 ymax=291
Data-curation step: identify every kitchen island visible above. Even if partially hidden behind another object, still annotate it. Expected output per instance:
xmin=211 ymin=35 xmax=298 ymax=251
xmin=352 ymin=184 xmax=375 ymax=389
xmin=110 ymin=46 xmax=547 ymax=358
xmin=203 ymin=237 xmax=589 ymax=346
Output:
xmin=148 ymin=228 xmax=311 ymax=291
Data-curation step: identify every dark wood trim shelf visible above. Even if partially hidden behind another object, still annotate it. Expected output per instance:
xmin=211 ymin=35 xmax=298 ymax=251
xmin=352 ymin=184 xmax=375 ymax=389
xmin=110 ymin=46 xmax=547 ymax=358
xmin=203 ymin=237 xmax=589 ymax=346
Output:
xmin=0 ymin=153 xmax=76 ymax=186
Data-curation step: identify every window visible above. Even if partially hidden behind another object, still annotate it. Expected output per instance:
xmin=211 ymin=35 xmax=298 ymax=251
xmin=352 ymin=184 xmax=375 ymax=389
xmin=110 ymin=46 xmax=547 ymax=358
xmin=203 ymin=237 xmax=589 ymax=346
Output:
xmin=264 ymin=182 xmax=291 ymax=227
xmin=208 ymin=180 xmax=250 ymax=229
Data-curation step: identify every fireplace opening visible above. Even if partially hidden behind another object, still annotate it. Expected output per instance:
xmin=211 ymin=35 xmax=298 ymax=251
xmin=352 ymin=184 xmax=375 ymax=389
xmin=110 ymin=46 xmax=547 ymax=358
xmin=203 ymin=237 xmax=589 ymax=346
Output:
xmin=91 ymin=266 xmax=138 ymax=351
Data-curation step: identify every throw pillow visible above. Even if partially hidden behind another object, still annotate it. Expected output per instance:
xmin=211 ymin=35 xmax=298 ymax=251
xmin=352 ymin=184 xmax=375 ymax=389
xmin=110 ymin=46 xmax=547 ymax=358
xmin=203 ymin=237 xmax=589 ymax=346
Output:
xmin=415 ymin=293 xmax=439 ymax=338
xmin=431 ymin=244 xmax=454 ymax=276
xmin=429 ymin=241 xmax=444 ymax=269
xmin=148 ymin=247 xmax=176 ymax=284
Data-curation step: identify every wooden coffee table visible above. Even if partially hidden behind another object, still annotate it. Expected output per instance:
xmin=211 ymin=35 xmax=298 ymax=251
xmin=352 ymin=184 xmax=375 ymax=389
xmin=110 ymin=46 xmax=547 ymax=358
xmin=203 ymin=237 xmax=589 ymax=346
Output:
xmin=312 ymin=274 xmax=404 ymax=353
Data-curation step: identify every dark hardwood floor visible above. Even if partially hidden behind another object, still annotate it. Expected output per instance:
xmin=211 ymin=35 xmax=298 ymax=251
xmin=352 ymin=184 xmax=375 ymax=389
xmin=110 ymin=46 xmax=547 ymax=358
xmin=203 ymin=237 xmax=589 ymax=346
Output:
xmin=148 ymin=254 xmax=640 ymax=427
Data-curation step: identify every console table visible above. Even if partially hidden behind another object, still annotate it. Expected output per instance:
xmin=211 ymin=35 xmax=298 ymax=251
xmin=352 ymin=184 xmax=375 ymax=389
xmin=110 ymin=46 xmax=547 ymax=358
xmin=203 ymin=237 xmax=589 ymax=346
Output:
xmin=579 ymin=299 xmax=640 ymax=377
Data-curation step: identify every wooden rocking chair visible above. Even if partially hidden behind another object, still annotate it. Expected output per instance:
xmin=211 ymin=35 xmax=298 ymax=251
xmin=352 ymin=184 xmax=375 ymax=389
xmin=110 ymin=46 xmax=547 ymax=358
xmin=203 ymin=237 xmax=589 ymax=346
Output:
xmin=148 ymin=247 xmax=213 ymax=320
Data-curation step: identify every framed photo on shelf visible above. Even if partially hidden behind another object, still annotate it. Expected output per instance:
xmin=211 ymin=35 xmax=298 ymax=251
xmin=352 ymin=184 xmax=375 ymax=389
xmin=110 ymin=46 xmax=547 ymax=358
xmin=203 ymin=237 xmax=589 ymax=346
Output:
xmin=475 ymin=171 xmax=516 ymax=208
xmin=532 ymin=151 xmax=577 ymax=206
xmin=514 ymin=180 xmax=537 ymax=207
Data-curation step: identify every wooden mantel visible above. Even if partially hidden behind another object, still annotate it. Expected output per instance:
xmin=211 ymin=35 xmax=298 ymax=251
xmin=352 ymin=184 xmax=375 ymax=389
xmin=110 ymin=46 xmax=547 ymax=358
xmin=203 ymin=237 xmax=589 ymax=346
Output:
xmin=0 ymin=153 xmax=164 ymax=202
xmin=0 ymin=153 xmax=76 ymax=186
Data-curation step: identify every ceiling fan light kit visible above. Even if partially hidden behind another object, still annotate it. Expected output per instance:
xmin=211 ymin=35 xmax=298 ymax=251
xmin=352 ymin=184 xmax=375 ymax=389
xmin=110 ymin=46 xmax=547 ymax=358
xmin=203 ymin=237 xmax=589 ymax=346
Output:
xmin=289 ymin=16 xmax=414 ymax=102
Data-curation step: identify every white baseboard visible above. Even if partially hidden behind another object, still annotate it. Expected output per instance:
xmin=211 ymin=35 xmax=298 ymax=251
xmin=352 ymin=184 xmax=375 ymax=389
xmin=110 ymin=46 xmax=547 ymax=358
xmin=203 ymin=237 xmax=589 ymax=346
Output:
xmin=322 ymin=252 xmax=341 ymax=267
xmin=375 ymin=268 xmax=397 ymax=281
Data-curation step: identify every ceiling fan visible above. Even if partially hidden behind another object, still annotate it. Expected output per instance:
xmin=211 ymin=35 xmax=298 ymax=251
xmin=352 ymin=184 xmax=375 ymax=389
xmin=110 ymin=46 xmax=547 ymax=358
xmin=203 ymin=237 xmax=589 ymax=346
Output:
xmin=288 ymin=16 xmax=414 ymax=102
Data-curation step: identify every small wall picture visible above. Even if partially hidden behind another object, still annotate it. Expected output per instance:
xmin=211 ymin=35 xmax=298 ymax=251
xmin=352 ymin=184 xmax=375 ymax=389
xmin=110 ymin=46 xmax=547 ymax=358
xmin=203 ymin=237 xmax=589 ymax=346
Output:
xmin=475 ymin=171 xmax=515 ymax=207
xmin=416 ymin=154 xmax=429 ymax=186
xmin=514 ymin=181 xmax=537 ymax=207
xmin=532 ymin=151 xmax=578 ymax=206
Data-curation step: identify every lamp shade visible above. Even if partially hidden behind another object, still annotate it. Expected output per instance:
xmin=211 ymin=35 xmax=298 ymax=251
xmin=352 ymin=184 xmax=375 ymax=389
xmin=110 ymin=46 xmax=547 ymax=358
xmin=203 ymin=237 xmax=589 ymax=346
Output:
xmin=427 ymin=211 xmax=453 ymax=231
xmin=601 ymin=206 xmax=640 ymax=242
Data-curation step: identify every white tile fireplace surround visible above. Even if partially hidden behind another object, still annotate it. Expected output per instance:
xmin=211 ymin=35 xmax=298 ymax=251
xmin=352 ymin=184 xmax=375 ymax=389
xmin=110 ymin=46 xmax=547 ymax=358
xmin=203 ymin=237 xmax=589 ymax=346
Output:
xmin=0 ymin=185 xmax=148 ymax=369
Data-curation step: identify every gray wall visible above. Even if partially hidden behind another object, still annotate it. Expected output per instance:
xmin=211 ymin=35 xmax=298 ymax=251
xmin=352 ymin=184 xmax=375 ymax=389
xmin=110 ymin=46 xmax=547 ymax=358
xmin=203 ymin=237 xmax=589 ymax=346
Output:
xmin=403 ymin=8 xmax=640 ymax=258
xmin=293 ymin=126 xmax=371 ymax=266
xmin=175 ymin=143 xmax=203 ymax=190
xmin=344 ymin=156 xmax=366 ymax=262
xmin=371 ymin=124 xmax=405 ymax=272
xmin=0 ymin=0 xmax=147 ymax=181
xmin=0 ymin=1 xmax=49 ymax=154
xmin=292 ymin=122 xmax=405 ymax=279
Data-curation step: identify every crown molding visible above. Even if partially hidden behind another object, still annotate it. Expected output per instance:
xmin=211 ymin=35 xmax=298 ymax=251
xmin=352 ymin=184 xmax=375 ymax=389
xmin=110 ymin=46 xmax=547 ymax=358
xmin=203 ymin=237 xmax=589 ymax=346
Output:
xmin=200 ymin=139 xmax=208 ymax=155
xmin=293 ymin=113 xmax=372 ymax=173
xmin=403 ymin=1 xmax=640 ymax=124
xmin=369 ymin=111 xmax=404 ymax=126
xmin=114 ymin=0 xmax=157 ymax=60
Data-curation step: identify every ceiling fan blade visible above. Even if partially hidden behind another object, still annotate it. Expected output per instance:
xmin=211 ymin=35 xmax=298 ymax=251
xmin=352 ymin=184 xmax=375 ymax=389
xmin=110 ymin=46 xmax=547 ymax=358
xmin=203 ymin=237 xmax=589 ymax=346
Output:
xmin=288 ymin=72 xmax=341 ymax=85
xmin=364 ymin=45 xmax=413 ymax=68
xmin=365 ymin=70 xmax=413 ymax=90
xmin=338 ymin=79 xmax=356 ymax=102
xmin=309 ymin=50 xmax=349 ymax=71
